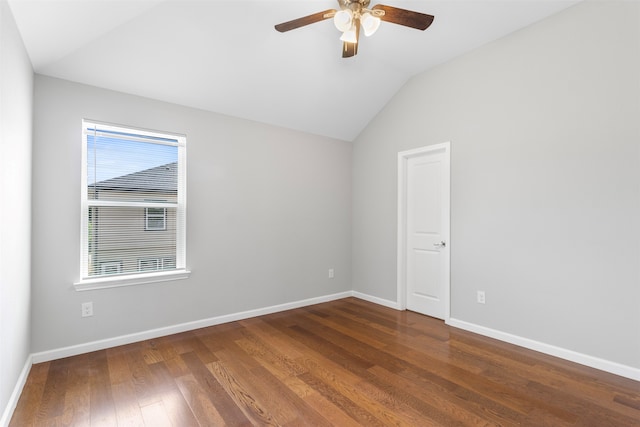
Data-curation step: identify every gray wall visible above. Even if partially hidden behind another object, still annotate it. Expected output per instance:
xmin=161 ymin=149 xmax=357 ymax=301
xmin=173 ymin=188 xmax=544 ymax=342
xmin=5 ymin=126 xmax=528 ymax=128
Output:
xmin=0 ymin=0 xmax=33 ymax=423
xmin=352 ymin=1 xmax=640 ymax=368
xmin=31 ymin=76 xmax=352 ymax=353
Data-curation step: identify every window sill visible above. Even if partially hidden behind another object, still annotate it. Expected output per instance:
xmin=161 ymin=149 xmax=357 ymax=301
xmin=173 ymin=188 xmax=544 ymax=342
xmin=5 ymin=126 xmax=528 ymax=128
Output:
xmin=74 ymin=269 xmax=191 ymax=291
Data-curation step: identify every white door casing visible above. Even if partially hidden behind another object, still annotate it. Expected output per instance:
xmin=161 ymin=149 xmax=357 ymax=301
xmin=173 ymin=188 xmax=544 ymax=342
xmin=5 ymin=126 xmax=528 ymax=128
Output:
xmin=397 ymin=142 xmax=450 ymax=320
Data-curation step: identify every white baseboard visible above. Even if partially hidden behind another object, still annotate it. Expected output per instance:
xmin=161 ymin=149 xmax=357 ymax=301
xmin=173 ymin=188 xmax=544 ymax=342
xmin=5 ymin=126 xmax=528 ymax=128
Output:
xmin=351 ymin=291 xmax=401 ymax=310
xmin=32 ymin=291 xmax=352 ymax=364
xmin=1 ymin=355 xmax=32 ymax=427
xmin=448 ymin=317 xmax=640 ymax=382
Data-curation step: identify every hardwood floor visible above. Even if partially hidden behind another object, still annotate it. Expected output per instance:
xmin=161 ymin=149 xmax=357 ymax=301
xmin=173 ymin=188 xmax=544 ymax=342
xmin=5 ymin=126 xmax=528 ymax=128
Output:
xmin=10 ymin=297 xmax=640 ymax=426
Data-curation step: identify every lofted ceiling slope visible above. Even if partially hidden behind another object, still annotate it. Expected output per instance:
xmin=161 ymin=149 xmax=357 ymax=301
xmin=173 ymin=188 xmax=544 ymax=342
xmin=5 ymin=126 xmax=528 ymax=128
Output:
xmin=9 ymin=0 xmax=579 ymax=141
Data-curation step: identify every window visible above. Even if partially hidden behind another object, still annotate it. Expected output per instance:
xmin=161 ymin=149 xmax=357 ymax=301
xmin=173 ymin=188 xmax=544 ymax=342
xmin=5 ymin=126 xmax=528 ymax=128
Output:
xmin=145 ymin=207 xmax=167 ymax=231
xmin=100 ymin=262 xmax=122 ymax=275
xmin=138 ymin=257 xmax=176 ymax=272
xmin=138 ymin=258 xmax=160 ymax=272
xmin=77 ymin=120 xmax=189 ymax=290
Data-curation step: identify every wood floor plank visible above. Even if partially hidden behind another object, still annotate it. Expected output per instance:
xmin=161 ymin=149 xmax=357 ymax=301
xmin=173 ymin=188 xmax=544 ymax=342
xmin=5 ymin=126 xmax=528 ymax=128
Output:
xmin=170 ymin=332 xmax=218 ymax=365
xmin=298 ymin=388 xmax=365 ymax=427
xmin=450 ymin=332 xmax=640 ymax=422
xmin=525 ymin=379 xmax=640 ymax=426
xmin=368 ymin=364 xmax=504 ymax=427
xmin=139 ymin=401 xmax=172 ymax=427
xmin=110 ymin=381 xmax=145 ymax=426
xmin=233 ymin=331 xmax=361 ymax=426
xmin=8 ymin=363 xmax=49 ymax=426
xmin=60 ymin=353 xmax=91 ymax=426
xmin=9 ymin=297 xmax=640 ymax=426
xmin=123 ymin=347 xmax=162 ymax=409
xmin=206 ymin=359 xmax=276 ymax=426
xmin=250 ymin=363 xmax=333 ymax=427
xmin=325 ymin=305 xmax=490 ymax=376
xmin=306 ymin=309 xmax=389 ymax=350
xmin=160 ymin=355 xmax=191 ymax=379
xmin=301 ymin=357 xmax=432 ymax=426
xmin=234 ymin=335 xmax=307 ymax=379
xmin=140 ymin=341 xmax=165 ymax=366
xmin=615 ymin=393 xmax=640 ymax=411
xmin=266 ymin=319 xmax=375 ymax=373
xmin=288 ymin=309 xmax=547 ymax=422
xmin=238 ymin=317 xmax=311 ymax=359
xmin=146 ymin=362 xmax=200 ymax=427
xmin=88 ymin=351 xmax=118 ymax=427
xmin=35 ymin=357 xmax=72 ymax=421
xmin=175 ymin=373 xmax=227 ymax=426
xmin=213 ymin=344 xmax=309 ymax=425
xmin=297 ymin=371 xmax=387 ymax=426
xmin=107 ymin=346 xmax=137 ymax=386
xmin=180 ymin=351 xmax=252 ymax=426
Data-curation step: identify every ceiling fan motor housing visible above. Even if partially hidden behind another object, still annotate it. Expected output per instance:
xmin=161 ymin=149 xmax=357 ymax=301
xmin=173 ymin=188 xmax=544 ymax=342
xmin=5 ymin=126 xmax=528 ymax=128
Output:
xmin=340 ymin=0 xmax=379 ymax=17
xmin=340 ymin=0 xmax=371 ymax=8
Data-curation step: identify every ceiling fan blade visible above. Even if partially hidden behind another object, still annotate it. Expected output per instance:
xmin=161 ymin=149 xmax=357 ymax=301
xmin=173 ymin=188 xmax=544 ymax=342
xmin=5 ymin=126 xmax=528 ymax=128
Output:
xmin=275 ymin=9 xmax=336 ymax=32
xmin=372 ymin=4 xmax=434 ymax=30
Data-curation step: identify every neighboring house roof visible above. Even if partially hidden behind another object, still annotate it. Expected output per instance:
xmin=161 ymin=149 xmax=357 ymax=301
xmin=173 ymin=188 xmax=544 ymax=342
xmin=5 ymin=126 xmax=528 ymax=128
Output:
xmin=90 ymin=162 xmax=177 ymax=193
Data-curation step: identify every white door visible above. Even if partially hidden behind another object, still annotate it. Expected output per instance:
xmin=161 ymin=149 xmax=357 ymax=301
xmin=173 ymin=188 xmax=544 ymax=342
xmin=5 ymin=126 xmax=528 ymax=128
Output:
xmin=398 ymin=143 xmax=450 ymax=320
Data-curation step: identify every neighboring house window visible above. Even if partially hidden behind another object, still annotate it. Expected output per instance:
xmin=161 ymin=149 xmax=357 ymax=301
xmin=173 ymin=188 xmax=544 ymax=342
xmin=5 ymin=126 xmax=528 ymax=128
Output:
xmin=100 ymin=262 xmax=122 ymax=275
xmin=162 ymin=257 xmax=176 ymax=269
xmin=138 ymin=258 xmax=160 ymax=271
xmin=78 ymin=120 xmax=188 ymax=289
xmin=145 ymin=207 xmax=167 ymax=231
xmin=138 ymin=257 xmax=176 ymax=272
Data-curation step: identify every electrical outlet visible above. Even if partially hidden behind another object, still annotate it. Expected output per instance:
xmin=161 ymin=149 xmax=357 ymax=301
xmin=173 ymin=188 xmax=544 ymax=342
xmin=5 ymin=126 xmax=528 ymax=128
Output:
xmin=81 ymin=302 xmax=94 ymax=317
xmin=328 ymin=268 xmax=335 ymax=279
xmin=477 ymin=291 xmax=486 ymax=304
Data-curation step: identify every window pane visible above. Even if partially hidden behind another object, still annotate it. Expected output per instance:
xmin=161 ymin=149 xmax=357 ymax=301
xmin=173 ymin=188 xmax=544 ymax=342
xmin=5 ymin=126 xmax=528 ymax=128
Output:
xmin=147 ymin=217 xmax=165 ymax=230
xmin=87 ymin=131 xmax=178 ymax=203
xmin=87 ymin=206 xmax=176 ymax=277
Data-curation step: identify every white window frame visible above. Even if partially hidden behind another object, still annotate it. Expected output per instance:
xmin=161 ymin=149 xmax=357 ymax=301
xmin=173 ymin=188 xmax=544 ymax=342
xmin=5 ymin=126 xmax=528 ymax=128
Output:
xmin=75 ymin=120 xmax=190 ymax=291
xmin=145 ymin=207 xmax=167 ymax=231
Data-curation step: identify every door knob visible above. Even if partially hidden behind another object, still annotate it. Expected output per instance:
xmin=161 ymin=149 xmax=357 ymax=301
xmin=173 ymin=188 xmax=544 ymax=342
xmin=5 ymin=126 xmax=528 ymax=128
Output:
xmin=433 ymin=241 xmax=446 ymax=248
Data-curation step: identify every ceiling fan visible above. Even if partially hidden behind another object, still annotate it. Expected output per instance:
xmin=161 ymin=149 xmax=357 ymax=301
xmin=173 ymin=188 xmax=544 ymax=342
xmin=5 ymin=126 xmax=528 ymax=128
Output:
xmin=274 ymin=0 xmax=434 ymax=58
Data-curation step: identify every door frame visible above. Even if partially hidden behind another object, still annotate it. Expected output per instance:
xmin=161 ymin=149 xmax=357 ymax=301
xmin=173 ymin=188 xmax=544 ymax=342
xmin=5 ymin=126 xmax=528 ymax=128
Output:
xmin=397 ymin=142 xmax=451 ymax=321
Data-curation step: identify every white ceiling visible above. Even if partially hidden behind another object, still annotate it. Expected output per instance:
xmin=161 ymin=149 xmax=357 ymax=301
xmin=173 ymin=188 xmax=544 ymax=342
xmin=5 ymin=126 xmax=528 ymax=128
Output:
xmin=9 ymin=0 xmax=579 ymax=141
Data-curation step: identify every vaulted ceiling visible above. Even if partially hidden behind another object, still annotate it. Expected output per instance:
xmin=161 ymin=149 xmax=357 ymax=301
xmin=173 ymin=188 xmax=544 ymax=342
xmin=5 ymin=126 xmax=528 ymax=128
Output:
xmin=9 ymin=0 xmax=579 ymax=141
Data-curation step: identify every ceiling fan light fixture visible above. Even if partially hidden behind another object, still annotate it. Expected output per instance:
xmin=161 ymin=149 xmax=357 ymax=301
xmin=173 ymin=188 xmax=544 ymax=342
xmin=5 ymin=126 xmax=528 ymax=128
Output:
xmin=333 ymin=9 xmax=353 ymax=32
xmin=340 ymin=25 xmax=358 ymax=43
xmin=274 ymin=2 xmax=435 ymax=58
xmin=361 ymin=12 xmax=381 ymax=36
